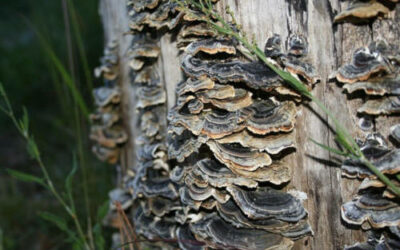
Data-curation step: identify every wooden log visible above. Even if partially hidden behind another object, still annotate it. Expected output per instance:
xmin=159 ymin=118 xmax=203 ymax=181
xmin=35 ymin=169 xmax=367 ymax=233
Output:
xmin=98 ymin=0 xmax=400 ymax=248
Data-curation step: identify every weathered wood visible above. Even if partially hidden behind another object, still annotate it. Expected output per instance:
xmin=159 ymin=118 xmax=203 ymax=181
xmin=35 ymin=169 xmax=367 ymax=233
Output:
xmin=98 ymin=0 xmax=400 ymax=249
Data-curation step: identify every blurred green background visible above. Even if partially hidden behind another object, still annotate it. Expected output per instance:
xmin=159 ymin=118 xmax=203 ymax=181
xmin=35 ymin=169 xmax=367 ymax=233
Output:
xmin=0 ymin=0 xmax=115 ymax=249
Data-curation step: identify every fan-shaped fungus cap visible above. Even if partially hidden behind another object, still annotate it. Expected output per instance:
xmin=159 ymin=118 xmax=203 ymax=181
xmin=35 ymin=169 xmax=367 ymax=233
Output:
xmin=343 ymin=76 xmax=400 ymax=96
xmin=230 ymin=161 xmax=292 ymax=185
xmin=206 ymin=140 xmax=272 ymax=172
xmin=190 ymin=213 xmax=294 ymax=250
xmin=336 ymin=47 xmax=390 ymax=84
xmin=90 ymin=126 xmax=128 ymax=148
xmin=333 ymin=0 xmax=390 ymax=23
xmin=176 ymin=225 xmax=206 ymax=250
xmin=93 ymin=87 xmax=121 ymax=107
xmin=226 ymin=186 xmax=307 ymax=222
xmin=202 ymin=109 xmax=245 ymax=139
xmin=176 ymin=78 xmax=215 ymax=96
xmin=185 ymin=38 xmax=236 ymax=56
xmin=216 ymin=199 xmax=312 ymax=239
xmin=145 ymin=197 xmax=182 ymax=217
xmin=341 ymin=192 xmax=400 ymax=229
xmin=241 ymin=100 xmax=297 ymax=135
xmin=181 ymin=55 xmax=284 ymax=92
xmin=194 ymin=159 xmax=258 ymax=188
xmin=287 ymin=34 xmax=308 ymax=57
xmin=196 ymin=84 xmax=235 ymax=100
xmin=264 ymin=34 xmax=283 ymax=58
xmin=109 ymin=188 xmax=133 ymax=210
xmin=136 ymin=84 xmax=166 ymax=108
xmin=167 ymin=130 xmax=203 ymax=162
xmin=358 ymin=96 xmax=400 ymax=115
xmin=216 ymin=130 xmax=295 ymax=155
xmin=198 ymin=88 xmax=253 ymax=112
xmin=342 ymin=148 xmax=400 ymax=178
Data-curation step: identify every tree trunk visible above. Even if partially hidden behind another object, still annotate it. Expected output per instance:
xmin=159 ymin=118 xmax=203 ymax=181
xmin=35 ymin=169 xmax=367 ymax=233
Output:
xmin=95 ymin=1 xmax=400 ymax=249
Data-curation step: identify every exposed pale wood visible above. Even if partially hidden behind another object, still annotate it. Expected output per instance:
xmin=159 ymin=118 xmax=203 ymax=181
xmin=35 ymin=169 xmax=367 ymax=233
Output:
xmin=98 ymin=0 xmax=400 ymax=249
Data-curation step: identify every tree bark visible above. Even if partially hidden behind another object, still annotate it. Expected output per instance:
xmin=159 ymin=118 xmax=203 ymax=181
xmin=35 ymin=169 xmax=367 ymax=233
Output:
xmin=98 ymin=0 xmax=400 ymax=249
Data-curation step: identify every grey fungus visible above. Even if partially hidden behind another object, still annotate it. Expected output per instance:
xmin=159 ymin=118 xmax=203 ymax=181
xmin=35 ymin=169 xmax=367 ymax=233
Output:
xmin=93 ymin=87 xmax=121 ymax=107
xmin=240 ymin=99 xmax=297 ymax=135
xmin=390 ymin=124 xmax=400 ymax=144
xmin=216 ymin=130 xmax=295 ymax=155
xmin=226 ymin=186 xmax=307 ymax=222
xmin=341 ymin=191 xmax=400 ymax=229
xmin=206 ymin=140 xmax=272 ymax=172
xmin=190 ymin=213 xmax=295 ymax=250
xmin=358 ymin=96 xmax=400 ymax=115
xmin=336 ymin=47 xmax=390 ymax=84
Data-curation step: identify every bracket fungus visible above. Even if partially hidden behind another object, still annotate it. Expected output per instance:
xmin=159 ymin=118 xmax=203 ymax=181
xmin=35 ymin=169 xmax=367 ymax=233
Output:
xmin=190 ymin=213 xmax=295 ymax=250
xmin=336 ymin=40 xmax=400 ymax=116
xmin=334 ymin=0 xmax=391 ymax=23
xmin=90 ymin=42 xmax=128 ymax=164
xmin=114 ymin=3 xmax=315 ymax=248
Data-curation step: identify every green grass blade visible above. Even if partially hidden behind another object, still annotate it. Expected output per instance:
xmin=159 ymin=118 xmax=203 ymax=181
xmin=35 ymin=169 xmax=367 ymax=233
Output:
xmin=39 ymin=211 xmax=79 ymax=243
xmin=33 ymin=30 xmax=89 ymax=117
xmin=65 ymin=154 xmax=79 ymax=213
xmin=67 ymin=0 xmax=93 ymax=95
xmin=309 ymin=138 xmax=349 ymax=157
xmin=6 ymin=169 xmax=46 ymax=187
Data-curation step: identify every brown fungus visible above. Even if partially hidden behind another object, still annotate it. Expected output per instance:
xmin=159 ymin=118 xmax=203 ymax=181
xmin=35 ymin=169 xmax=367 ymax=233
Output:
xmin=206 ymin=140 xmax=272 ymax=172
xmin=176 ymin=77 xmax=215 ymax=96
xmin=201 ymin=109 xmax=245 ymax=139
xmin=185 ymin=38 xmax=236 ymax=56
xmin=240 ymin=99 xmax=297 ymax=135
xmin=216 ymin=130 xmax=295 ymax=155
xmin=89 ymin=126 xmax=128 ymax=148
xmin=199 ymin=88 xmax=253 ymax=112
xmin=334 ymin=0 xmax=390 ymax=24
xmin=230 ymin=161 xmax=292 ymax=185
xmin=194 ymin=159 xmax=258 ymax=188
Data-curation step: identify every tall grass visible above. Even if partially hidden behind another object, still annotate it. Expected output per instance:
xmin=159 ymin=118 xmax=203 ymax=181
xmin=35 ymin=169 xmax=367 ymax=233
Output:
xmin=1 ymin=0 xmax=113 ymax=249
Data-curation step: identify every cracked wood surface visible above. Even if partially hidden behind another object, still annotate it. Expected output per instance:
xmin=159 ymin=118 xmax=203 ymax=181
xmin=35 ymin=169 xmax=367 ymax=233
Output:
xmin=99 ymin=0 xmax=400 ymax=249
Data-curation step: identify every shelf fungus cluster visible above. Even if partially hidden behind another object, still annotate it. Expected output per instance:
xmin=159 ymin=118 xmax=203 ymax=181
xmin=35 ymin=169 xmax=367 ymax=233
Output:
xmin=90 ymin=41 xmax=128 ymax=164
xmin=335 ymin=40 xmax=400 ymax=249
xmin=334 ymin=0 xmax=398 ymax=24
xmin=340 ymin=133 xmax=400 ymax=249
xmin=336 ymin=40 xmax=400 ymax=116
xmin=165 ymin=27 xmax=317 ymax=248
xmin=99 ymin=1 xmax=317 ymax=249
